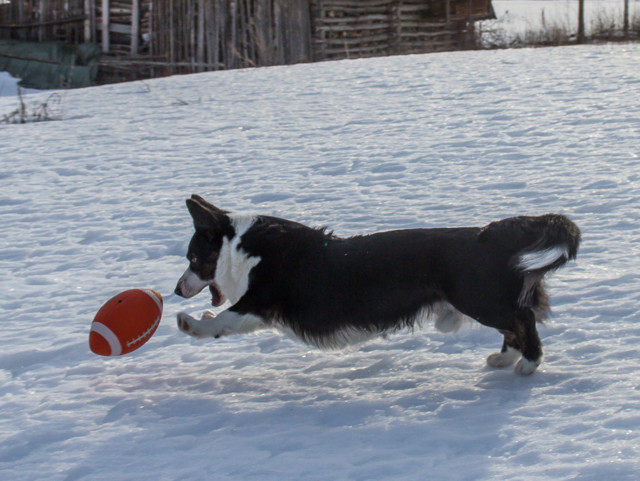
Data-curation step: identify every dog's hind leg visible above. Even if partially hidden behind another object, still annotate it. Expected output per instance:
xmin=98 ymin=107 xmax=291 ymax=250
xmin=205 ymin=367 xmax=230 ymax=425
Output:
xmin=512 ymin=308 xmax=543 ymax=376
xmin=177 ymin=310 xmax=267 ymax=339
xmin=486 ymin=330 xmax=521 ymax=368
xmin=486 ymin=309 xmax=543 ymax=375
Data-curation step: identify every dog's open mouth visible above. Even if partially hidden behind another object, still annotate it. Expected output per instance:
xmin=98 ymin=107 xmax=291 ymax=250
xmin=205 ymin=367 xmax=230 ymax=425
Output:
xmin=209 ymin=284 xmax=226 ymax=307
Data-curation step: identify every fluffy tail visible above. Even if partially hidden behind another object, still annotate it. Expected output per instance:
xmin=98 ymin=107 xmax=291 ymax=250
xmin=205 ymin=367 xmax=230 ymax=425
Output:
xmin=514 ymin=214 xmax=581 ymax=274
xmin=480 ymin=214 xmax=581 ymax=312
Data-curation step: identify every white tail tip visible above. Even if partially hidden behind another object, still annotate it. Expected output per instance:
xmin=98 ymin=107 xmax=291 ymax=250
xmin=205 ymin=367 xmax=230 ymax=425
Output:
xmin=518 ymin=246 xmax=568 ymax=271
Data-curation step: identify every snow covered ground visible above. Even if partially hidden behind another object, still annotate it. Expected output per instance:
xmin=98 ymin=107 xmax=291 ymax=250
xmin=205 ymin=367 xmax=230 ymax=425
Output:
xmin=1 ymin=43 xmax=640 ymax=480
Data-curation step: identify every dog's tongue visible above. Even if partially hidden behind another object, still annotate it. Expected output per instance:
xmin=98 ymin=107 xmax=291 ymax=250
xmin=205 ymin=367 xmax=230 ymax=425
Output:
xmin=209 ymin=284 xmax=225 ymax=307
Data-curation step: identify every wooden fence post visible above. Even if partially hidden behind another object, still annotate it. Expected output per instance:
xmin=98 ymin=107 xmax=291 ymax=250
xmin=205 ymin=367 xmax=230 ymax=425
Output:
xmin=131 ymin=0 xmax=140 ymax=54
xmin=623 ymin=0 xmax=629 ymax=39
xmin=197 ymin=0 xmax=205 ymax=70
xmin=577 ymin=0 xmax=585 ymax=43
xmin=102 ymin=0 xmax=110 ymax=52
xmin=84 ymin=0 xmax=92 ymax=42
xmin=38 ymin=0 xmax=45 ymax=41
xmin=169 ymin=0 xmax=175 ymax=71
xmin=391 ymin=1 xmax=402 ymax=55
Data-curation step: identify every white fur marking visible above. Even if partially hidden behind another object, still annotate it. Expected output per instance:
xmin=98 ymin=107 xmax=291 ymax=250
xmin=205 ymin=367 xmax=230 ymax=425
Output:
xmin=177 ymin=310 xmax=266 ymax=339
xmin=432 ymin=302 xmax=466 ymax=333
xmin=214 ymin=214 xmax=261 ymax=305
xmin=407 ymin=301 xmax=469 ymax=334
xmin=290 ymin=324 xmax=380 ymax=351
xmin=518 ymin=246 xmax=568 ymax=271
xmin=176 ymin=267 xmax=210 ymax=298
xmin=279 ymin=301 xmax=469 ymax=351
xmin=515 ymin=357 xmax=541 ymax=376
xmin=91 ymin=322 xmax=122 ymax=356
xmin=487 ymin=347 xmax=521 ymax=368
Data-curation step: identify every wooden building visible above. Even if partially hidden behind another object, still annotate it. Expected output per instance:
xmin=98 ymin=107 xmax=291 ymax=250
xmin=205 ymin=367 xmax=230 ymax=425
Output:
xmin=0 ymin=0 xmax=494 ymax=81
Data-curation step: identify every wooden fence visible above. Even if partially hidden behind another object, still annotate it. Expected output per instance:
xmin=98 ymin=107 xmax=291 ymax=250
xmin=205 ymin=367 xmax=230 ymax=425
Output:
xmin=96 ymin=0 xmax=152 ymax=56
xmin=150 ymin=0 xmax=311 ymax=73
xmin=1 ymin=0 xmax=494 ymax=81
xmin=0 ymin=0 xmax=87 ymax=44
xmin=312 ymin=0 xmax=463 ymax=61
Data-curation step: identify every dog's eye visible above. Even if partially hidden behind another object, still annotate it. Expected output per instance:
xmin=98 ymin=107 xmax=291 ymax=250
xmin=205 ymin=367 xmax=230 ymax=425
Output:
xmin=188 ymin=254 xmax=198 ymax=264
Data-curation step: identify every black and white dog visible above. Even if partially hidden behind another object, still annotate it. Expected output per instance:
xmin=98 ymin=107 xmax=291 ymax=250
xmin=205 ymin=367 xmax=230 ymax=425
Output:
xmin=175 ymin=195 xmax=580 ymax=376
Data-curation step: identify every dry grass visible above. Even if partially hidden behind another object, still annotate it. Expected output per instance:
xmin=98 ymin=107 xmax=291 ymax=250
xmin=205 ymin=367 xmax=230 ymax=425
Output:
xmin=2 ymin=87 xmax=65 ymax=124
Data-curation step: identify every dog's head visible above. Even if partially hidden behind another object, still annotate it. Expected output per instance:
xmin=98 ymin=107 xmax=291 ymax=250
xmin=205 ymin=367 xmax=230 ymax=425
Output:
xmin=174 ymin=195 xmax=233 ymax=306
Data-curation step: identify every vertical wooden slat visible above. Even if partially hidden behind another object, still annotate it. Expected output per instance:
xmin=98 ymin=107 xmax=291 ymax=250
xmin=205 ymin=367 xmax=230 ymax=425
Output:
xmin=245 ymin=0 xmax=253 ymax=65
xmin=197 ymin=0 xmax=205 ymax=70
xmin=169 ymin=0 xmax=175 ymax=71
xmin=215 ymin=0 xmax=223 ymax=68
xmin=215 ymin=0 xmax=224 ymax=69
xmin=91 ymin=0 xmax=97 ymax=45
xmin=148 ymin=0 xmax=154 ymax=59
xmin=189 ymin=0 xmax=195 ymax=67
xmin=17 ymin=0 xmax=25 ymax=40
xmin=84 ymin=0 xmax=92 ymax=42
xmin=183 ymin=0 xmax=188 ymax=68
xmin=206 ymin=0 xmax=219 ymax=69
xmin=267 ymin=0 xmax=275 ymax=63
xmin=313 ymin=0 xmax=326 ymax=61
xmin=301 ymin=0 xmax=312 ymax=63
xmin=623 ymin=0 xmax=629 ymax=39
xmin=101 ymin=0 xmax=110 ymax=53
xmin=273 ymin=0 xmax=282 ymax=63
xmin=241 ymin=0 xmax=249 ymax=66
xmin=577 ymin=0 xmax=585 ymax=43
xmin=238 ymin=0 xmax=244 ymax=66
xmin=131 ymin=0 xmax=140 ymax=54
xmin=230 ymin=0 xmax=237 ymax=68
xmin=280 ymin=0 xmax=288 ymax=63
xmin=38 ymin=0 xmax=45 ymax=41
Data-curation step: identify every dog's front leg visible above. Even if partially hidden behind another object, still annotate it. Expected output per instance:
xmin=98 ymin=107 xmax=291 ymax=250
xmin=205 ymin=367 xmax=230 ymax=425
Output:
xmin=177 ymin=309 xmax=267 ymax=339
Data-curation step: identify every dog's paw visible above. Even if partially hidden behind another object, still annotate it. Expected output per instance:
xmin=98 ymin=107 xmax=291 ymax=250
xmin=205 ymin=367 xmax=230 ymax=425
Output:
xmin=514 ymin=357 xmax=541 ymax=376
xmin=177 ymin=311 xmax=223 ymax=339
xmin=201 ymin=310 xmax=217 ymax=320
xmin=486 ymin=347 xmax=520 ymax=368
xmin=177 ymin=311 xmax=196 ymax=335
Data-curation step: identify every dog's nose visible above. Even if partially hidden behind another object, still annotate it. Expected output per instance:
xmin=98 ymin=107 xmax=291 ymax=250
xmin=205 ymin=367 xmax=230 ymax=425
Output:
xmin=174 ymin=284 xmax=183 ymax=297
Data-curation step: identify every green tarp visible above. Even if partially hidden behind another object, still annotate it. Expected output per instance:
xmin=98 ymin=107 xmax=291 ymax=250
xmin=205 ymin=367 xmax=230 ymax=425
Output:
xmin=0 ymin=40 xmax=100 ymax=89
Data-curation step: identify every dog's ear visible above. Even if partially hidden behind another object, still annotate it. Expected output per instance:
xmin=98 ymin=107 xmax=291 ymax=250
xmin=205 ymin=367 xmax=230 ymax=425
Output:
xmin=186 ymin=196 xmax=226 ymax=231
xmin=189 ymin=194 xmax=209 ymax=205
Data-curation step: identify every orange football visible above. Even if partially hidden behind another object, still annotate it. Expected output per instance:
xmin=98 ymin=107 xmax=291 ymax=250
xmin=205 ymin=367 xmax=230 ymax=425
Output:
xmin=89 ymin=289 xmax=163 ymax=356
